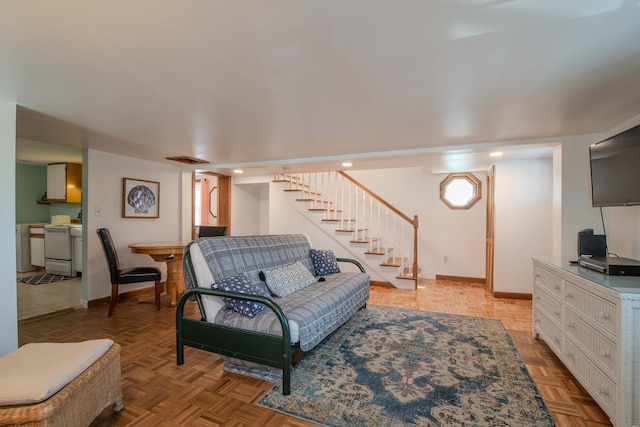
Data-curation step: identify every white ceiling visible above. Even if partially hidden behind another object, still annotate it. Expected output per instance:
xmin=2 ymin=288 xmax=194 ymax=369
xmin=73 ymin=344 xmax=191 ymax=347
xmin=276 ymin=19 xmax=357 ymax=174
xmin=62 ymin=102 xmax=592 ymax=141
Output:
xmin=3 ymin=1 xmax=640 ymax=175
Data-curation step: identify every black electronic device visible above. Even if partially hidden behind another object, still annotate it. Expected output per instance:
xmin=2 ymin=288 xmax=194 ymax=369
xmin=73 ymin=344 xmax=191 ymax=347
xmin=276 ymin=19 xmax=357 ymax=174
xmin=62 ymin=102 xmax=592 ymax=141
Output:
xmin=578 ymin=234 xmax=607 ymax=258
xmin=577 ymin=228 xmax=593 ymax=257
xmin=589 ymin=123 xmax=640 ymax=207
xmin=579 ymin=256 xmax=640 ymax=276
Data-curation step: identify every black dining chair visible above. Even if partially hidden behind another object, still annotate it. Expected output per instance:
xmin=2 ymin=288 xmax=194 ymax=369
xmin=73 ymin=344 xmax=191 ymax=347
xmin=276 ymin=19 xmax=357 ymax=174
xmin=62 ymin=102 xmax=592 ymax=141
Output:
xmin=96 ymin=228 xmax=162 ymax=317
xmin=198 ymin=225 xmax=227 ymax=237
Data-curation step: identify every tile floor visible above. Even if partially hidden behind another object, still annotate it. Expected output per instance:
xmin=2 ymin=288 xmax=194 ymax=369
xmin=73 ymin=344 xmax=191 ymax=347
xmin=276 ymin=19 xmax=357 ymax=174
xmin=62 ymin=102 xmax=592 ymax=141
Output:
xmin=16 ymin=270 xmax=83 ymax=320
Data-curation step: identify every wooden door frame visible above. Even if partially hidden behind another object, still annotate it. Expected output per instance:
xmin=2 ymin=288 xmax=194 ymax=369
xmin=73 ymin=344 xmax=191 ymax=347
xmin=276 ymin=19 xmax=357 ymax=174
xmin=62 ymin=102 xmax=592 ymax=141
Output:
xmin=485 ymin=165 xmax=495 ymax=293
xmin=192 ymin=172 xmax=231 ymax=239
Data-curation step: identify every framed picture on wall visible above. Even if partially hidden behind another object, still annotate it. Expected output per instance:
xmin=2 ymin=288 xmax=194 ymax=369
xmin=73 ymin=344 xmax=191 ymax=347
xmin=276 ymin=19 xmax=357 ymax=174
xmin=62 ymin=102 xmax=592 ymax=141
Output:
xmin=122 ymin=178 xmax=160 ymax=218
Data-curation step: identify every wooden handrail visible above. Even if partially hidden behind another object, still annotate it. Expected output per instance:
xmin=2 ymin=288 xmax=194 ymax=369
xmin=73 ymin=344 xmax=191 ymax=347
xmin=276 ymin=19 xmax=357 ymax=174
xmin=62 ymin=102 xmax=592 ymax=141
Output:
xmin=339 ymin=172 xmax=416 ymax=226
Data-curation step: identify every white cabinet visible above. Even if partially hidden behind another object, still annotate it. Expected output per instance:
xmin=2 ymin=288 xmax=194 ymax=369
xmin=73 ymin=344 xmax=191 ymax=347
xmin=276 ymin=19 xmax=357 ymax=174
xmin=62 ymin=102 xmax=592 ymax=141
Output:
xmin=532 ymin=257 xmax=640 ymax=427
xmin=47 ymin=163 xmax=82 ymax=203
xmin=30 ymin=226 xmax=45 ymax=267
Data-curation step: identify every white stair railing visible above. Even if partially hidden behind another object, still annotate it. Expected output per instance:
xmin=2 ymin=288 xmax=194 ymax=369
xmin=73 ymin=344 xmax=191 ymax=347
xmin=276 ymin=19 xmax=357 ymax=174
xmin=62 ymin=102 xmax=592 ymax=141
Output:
xmin=275 ymin=171 xmax=419 ymax=286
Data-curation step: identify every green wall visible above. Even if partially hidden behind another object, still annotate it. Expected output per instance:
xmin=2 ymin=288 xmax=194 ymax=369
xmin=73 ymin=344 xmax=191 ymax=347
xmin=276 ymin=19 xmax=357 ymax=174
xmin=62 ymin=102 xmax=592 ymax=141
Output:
xmin=15 ymin=163 xmax=81 ymax=223
xmin=15 ymin=163 xmax=49 ymax=223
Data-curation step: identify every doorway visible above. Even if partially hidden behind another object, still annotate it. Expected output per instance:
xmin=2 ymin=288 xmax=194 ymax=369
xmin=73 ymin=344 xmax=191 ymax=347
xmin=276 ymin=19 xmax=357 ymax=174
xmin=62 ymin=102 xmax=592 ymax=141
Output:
xmin=193 ymin=172 xmax=231 ymax=238
xmin=15 ymin=140 xmax=84 ymax=320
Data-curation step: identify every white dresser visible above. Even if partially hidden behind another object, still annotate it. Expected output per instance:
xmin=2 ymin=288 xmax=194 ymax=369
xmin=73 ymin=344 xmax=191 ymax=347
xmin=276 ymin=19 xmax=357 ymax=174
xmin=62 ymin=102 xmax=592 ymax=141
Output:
xmin=532 ymin=257 xmax=640 ymax=427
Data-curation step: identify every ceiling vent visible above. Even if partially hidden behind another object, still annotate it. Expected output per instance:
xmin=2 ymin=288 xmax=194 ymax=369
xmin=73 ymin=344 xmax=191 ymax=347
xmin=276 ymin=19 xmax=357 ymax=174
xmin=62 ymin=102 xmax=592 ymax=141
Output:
xmin=166 ymin=156 xmax=209 ymax=165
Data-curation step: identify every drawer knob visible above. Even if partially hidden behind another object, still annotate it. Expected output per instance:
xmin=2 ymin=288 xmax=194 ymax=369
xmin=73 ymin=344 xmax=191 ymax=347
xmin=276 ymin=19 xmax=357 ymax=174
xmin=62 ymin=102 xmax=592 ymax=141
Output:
xmin=600 ymin=312 xmax=610 ymax=320
xmin=554 ymin=284 xmax=560 ymax=290
xmin=601 ymin=349 xmax=612 ymax=358
xmin=566 ymin=292 xmax=573 ymax=298
xmin=554 ymin=310 xmax=560 ymax=318
xmin=600 ymin=388 xmax=610 ymax=396
xmin=568 ymin=322 xmax=575 ymax=329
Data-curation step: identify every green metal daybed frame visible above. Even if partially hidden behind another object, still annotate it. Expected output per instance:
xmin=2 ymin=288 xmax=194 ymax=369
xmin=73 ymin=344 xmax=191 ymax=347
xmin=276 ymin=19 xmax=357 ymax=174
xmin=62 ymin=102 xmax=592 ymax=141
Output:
xmin=176 ymin=250 xmax=365 ymax=395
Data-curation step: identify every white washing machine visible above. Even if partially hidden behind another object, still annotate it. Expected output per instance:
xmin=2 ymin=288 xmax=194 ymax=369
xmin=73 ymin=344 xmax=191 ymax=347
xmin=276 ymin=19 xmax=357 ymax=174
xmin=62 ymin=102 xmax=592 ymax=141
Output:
xmin=16 ymin=224 xmax=36 ymax=272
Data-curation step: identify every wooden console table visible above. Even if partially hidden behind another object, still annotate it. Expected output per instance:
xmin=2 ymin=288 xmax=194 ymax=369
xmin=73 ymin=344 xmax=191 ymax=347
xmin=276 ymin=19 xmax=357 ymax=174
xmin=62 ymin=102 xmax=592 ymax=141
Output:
xmin=129 ymin=241 xmax=191 ymax=306
xmin=532 ymin=256 xmax=640 ymax=427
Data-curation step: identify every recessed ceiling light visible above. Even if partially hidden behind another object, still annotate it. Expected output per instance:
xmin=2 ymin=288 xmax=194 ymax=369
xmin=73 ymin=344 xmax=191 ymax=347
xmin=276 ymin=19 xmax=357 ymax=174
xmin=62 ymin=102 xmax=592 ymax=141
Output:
xmin=342 ymin=162 xmax=352 ymax=167
xmin=489 ymin=152 xmax=503 ymax=157
xmin=233 ymin=169 xmax=243 ymax=174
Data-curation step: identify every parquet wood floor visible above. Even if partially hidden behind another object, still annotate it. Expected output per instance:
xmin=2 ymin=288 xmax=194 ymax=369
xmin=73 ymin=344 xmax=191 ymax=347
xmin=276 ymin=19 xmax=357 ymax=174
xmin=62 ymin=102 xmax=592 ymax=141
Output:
xmin=17 ymin=280 xmax=613 ymax=426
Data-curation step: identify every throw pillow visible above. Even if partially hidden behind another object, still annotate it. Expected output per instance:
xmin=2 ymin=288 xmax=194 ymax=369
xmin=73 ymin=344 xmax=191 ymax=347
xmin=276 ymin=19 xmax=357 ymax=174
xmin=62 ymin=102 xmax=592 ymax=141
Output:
xmin=211 ymin=273 xmax=272 ymax=317
xmin=310 ymin=248 xmax=341 ymax=276
xmin=263 ymin=261 xmax=316 ymax=297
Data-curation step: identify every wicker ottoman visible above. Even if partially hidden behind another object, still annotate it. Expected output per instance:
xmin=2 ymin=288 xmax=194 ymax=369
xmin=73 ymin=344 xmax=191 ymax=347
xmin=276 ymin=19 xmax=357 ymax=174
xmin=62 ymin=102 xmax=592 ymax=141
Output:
xmin=0 ymin=340 xmax=123 ymax=427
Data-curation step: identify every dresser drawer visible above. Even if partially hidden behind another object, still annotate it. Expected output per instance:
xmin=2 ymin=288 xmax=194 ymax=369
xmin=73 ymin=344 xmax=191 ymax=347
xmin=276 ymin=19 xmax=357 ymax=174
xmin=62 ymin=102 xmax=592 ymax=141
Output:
xmin=564 ymin=339 xmax=616 ymax=418
xmin=534 ymin=309 xmax=563 ymax=355
xmin=534 ymin=286 xmax=562 ymax=326
xmin=565 ymin=309 xmax=616 ymax=376
xmin=564 ymin=283 xmax=617 ymax=336
xmin=534 ymin=266 xmax=564 ymax=299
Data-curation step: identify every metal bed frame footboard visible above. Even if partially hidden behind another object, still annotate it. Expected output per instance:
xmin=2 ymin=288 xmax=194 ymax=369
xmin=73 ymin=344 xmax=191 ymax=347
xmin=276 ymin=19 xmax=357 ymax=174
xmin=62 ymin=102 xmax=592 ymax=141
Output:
xmin=176 ymin=249 xmax=366 ymax=396
xmin=176 ymin=287 xmax=293 ymax=394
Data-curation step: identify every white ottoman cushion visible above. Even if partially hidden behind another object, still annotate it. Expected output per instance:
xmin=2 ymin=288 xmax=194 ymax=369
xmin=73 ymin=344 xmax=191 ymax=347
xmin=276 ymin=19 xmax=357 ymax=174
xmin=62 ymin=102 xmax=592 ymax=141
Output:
xmin=0 ymin=339 xmax=114 ymax=406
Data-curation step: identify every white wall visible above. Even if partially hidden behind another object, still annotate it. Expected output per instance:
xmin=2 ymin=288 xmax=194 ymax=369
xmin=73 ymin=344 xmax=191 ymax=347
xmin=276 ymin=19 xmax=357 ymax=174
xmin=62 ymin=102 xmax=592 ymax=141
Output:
xmin=238 ymin=169 xmax=488 ymax=281
xmin=493 ymin=158 xmax=553 ymax=294
xmin=557 ymin=135 xmax=603 ymax=257
xmin=231 ymin=182 xmax=268 ymax=236
xmin=85 ymin=149 xmax=184 ymax=302
xmin=0 ymin=100 xmax=17 ymax=356
xmin=553 ymin=128 xmax=640 ymax=260
xmin=349 ymin=168 xmax=487 ymax=279
xmin=593 ymin=114 xmax=640 ymax=259
xmin=181 ymin=171 xmax=194 ymax=240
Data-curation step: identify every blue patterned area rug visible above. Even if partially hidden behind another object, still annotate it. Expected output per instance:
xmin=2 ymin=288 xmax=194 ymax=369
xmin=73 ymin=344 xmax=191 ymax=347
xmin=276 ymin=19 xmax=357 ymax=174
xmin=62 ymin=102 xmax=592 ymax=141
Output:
xmin=258 ymin=305 xmax=555 ymax=426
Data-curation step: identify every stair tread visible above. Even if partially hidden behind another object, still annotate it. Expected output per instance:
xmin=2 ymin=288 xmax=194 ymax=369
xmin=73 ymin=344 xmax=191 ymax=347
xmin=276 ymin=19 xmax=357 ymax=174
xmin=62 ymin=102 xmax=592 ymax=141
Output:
xmin=350 ymin=237 xmax=379 ymax=244
xmin=380 ymin=256 xmax=407 ymax=267
xmin=365 ymin=247 xmax=393 ymax=255
xmin=397 ymin=267 xmax=421 ymax=280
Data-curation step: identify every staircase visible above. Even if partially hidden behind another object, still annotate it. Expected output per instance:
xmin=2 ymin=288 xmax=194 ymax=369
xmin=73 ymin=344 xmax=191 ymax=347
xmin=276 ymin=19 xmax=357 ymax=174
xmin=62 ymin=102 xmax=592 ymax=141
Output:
xmin=273 ymin=172 xmax=419 ymax=289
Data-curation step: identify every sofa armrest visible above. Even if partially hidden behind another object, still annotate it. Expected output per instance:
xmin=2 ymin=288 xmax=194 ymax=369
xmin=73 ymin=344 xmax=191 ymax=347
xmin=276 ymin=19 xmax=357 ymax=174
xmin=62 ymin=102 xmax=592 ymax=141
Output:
xmin=336 ymin=257 xmax=366 ymax=273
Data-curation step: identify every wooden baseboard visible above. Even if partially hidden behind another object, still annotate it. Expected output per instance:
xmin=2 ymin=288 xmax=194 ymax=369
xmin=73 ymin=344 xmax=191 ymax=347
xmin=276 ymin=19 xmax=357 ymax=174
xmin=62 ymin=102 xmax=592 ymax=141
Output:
xmin=435 ymin=275 xmax=486 ymax=284
xmin=87 ymin=287 xmax=157 ymax=309
xmin=492 ymin=292 xmax=532 ymax=300
xmin=18 ymin=308 xmax=76 ymax=326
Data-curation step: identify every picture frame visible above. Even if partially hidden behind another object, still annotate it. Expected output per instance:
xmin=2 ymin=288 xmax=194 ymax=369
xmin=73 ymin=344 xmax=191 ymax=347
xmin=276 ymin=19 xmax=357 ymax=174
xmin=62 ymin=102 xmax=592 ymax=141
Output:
xmin=122 ymin=178 xmax=160 ymax=218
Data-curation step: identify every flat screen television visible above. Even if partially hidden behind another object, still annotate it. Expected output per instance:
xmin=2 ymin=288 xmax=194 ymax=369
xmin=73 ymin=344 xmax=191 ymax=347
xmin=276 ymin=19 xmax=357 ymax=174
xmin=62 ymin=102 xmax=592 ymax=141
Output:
xmin=589 ymin=123 xmax=640 ymax=207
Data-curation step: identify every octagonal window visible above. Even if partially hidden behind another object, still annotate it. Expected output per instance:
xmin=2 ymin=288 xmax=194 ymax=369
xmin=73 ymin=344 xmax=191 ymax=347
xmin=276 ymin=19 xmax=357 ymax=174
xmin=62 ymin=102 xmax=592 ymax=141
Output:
xmin=440 ymin=172 xmax=482 ymax=209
